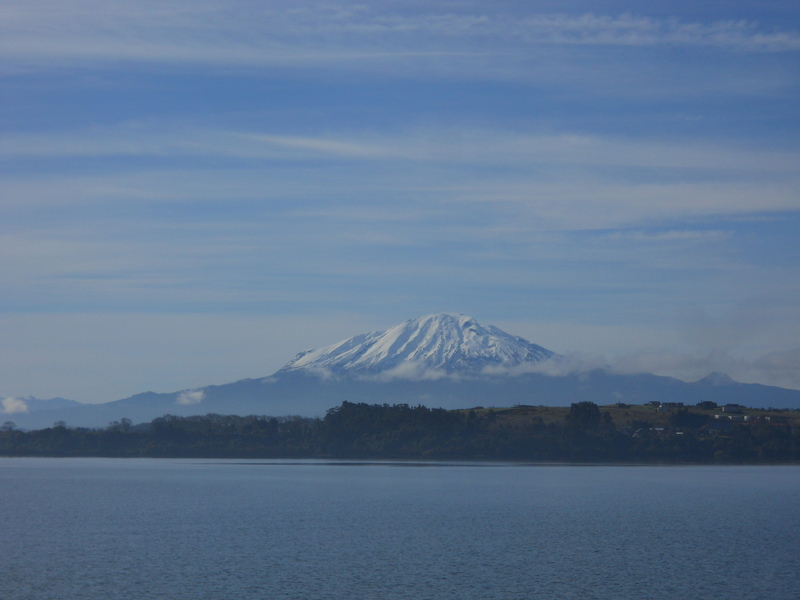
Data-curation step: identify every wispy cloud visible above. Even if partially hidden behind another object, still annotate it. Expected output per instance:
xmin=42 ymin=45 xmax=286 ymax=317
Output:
xmin=2 ymin=2 xmax=798 ymax=74
xmin=507 ymin=13 xmax=800 ymax=51
xmin=4 ymin=123 xmax=798 ymax=171
xmin=3 ymin=124 xmax=798 ymax=230
xmin=602 ymin=230 xmax=733 ymax=243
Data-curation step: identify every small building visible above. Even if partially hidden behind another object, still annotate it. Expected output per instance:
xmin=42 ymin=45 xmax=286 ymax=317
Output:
xmin=715 ymin=413 xmax=745 ymax=422
xmin=764 ymin=415 xmax=788 ymax=423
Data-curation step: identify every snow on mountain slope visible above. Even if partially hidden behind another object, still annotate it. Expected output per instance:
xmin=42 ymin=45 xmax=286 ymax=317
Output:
xmin=274 ymin=313 xmax=556 ymax=379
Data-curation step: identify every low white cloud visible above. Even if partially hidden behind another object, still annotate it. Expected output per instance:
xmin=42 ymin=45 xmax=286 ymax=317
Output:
xmin=2 ymin=397 xmax=30 ymax=414
xmin=478 ymin=353 xmax=609 ymax=378
xmin=609 ymin=349 xmax=735 ymax=381
xmin=475 ymin=345 xmax=800 ymax=391
xmin=607 ymin=347 xmax=800 ymax=391
xmin=750 ymin=349 xmax=800 ymax=390
xmin=176 ymin=389 xmax=204 ymax=405
xmin=369 ymin=363 xmax=453 ymax=382
xmin=286 ymin=363 xmax=456 ymax=382
xmin=343 ymin=353 xmax=609 ymax=381
xmin=676 ymin=307 xmax=768 ymax=355
xmin=286 ymin=347 xmax=800 ymax=391
xmin=295 ymin=364 xmax=338 ymax=382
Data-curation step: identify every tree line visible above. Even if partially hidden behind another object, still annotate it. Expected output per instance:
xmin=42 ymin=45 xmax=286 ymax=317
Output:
xmin=1 ymin=401 xmax=798 ymax=463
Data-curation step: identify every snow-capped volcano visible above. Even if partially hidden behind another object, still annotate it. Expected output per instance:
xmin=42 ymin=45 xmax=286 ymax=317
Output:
xmin=275 ymin=313 xmax=556 ymax=379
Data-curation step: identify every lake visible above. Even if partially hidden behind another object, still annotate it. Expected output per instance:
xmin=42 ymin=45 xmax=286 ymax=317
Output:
xmin=2 ymin=459 xmax=798 ymax=599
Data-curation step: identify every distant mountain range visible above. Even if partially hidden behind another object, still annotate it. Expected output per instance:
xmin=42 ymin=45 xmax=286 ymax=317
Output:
xmin=4 ymin=313 xmax=800 ymax=429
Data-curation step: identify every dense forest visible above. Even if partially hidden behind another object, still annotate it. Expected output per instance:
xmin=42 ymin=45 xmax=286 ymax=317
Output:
xmin=1 ymin=401 xmax=799 ymax=463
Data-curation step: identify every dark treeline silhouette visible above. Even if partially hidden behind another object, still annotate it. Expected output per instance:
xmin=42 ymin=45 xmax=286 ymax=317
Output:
xmin=1 ymin=401 xmax=799 ymax=463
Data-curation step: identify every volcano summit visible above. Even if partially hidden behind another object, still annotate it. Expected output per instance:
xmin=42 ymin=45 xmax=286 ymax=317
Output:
xmin=276 ymin=313 xmax=556 ymax=379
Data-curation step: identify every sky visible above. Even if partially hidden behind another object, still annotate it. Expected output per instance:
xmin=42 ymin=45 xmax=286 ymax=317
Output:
xmin=2 ymin=0 xmax=800 ymax=404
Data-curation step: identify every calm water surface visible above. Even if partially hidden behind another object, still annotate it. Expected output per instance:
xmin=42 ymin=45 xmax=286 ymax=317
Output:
xmin=1 ymin=459 xmax=798 ymax=599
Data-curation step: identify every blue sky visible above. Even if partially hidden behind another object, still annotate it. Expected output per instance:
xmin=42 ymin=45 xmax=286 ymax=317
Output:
xmin=2 ymin=0 xmax=800 ymax=403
